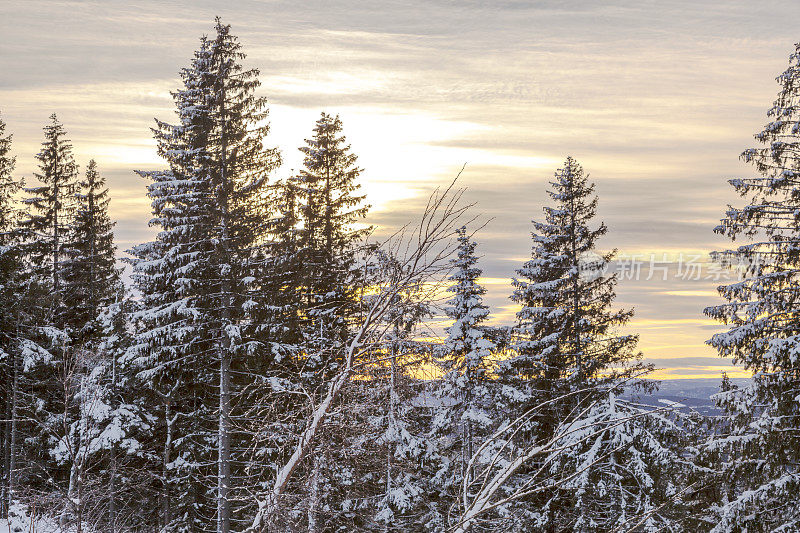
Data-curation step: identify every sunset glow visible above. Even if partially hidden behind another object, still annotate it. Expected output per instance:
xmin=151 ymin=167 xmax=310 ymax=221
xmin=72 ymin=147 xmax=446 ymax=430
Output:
xmin=3 ymin=1 xmax=796 ymax=379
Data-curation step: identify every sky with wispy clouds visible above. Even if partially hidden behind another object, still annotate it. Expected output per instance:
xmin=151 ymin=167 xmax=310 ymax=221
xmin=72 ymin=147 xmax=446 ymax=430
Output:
xmin=3 ymin=0 xmax=799 ymax=378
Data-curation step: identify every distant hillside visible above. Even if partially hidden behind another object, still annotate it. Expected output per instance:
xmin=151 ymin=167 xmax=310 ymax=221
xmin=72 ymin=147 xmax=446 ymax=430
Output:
xmin=626 ymin=378 xmax=750 ymax=416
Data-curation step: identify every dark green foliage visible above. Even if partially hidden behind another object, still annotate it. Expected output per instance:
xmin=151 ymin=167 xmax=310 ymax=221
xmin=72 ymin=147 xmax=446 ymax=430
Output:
xmin=64 ymin=159 xmax=120 ymax=343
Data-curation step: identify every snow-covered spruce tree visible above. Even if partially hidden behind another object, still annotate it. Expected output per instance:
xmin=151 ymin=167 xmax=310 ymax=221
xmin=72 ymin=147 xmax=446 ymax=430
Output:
xmin=293 ymin=112 xmax=370 ymax=380
xmin=370 ymin=353 xmax=438 ymax=532
xmin=63 ymin=159 xmax=120 ymax=344
xmin=0 ymin=115 xmax=65 ymax=522
xmin=430 ymin=226 xmax=497 ymax=522
xmin=493 ymin=157 xmax=687 ymax=530
xmin=21 ymin=114 xmax=79 ymax=327
xmin=359 ymin=266 xmax=436 ymax=532
xmin=501 ymin=157 xmax=641 ymax=433
xmin=14 ymin=120 xmax=124 ymax=528
xmin=128 ymin=19 xmax=279 ymax=532
xmin=703 ymin=44 xmax=800 ymax=532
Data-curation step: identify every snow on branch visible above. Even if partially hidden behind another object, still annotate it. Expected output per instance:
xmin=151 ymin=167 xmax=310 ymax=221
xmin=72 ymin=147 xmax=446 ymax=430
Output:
xmin=452 ymin=381 xmax=685 ymax=533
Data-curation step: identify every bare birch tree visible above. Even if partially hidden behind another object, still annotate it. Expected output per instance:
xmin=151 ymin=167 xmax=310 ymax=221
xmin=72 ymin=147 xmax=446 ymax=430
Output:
xmin=244 ymin=179 xmax=473 ymax=532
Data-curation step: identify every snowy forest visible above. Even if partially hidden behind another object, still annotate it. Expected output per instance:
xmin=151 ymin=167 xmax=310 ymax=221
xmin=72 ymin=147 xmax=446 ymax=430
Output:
xmin=1 ymin=17 xmax=800 ymax=533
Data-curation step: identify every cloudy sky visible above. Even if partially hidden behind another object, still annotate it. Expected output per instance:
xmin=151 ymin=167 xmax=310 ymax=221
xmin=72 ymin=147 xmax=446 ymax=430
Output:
xmin=3 ymin=0 xmax=799 ymax=378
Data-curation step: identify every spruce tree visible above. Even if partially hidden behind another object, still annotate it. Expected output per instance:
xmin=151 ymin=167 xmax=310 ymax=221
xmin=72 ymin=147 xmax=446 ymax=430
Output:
xmin=65 ymin=159 xmax=119 ymax=343
xmin=251 ymin=114 xmax=368 ymax=529
xmin=17 ymin=115 xmax=85 ymax=521
xmin=495 ymin=157 xmax=679 ymax=530
xmin=501 ymin=157 xmax=641 ymax=428
xmin=21 ymin=113 xmax=79 ymax=326
xmin=129 ymin=19 xmax=279 ymax=532
xmin=0 ymin=114 xmax=72 ymax=522
xmin=280 ymin=113 xmax=369 ymax=529
xmin=431 ymin=226 xmax=497 ymax=519
xmin=704 ymin=44 xmax=800 ymax=531
xmin=369 ymin=277 xmax=435 ymax=531
xmin=293 ymin=112 xmax=369 ymax=380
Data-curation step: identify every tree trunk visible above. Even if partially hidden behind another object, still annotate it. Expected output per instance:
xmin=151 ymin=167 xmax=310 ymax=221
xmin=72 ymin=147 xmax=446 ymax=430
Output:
xmin=109 ymin=348 xmax=117 ymax=533
xmin=109 ymin=443 xmax=116 ymax=533
xmin=6 ymin=343 xmax=18 ymax=514
xmin=384 ymin=347 xmax=397 ymax=531
xmin=307 ymin=454 xmax=320 ymax=532
xmin=217 ymin=346 xmax=231 ymax=533
xmin=1 ymin=355 xmax=11 ymax=518
xmin=64 ymin=442 xmax=82 ymax=530
xmin=64 ymin=373 xmax=83 ymax=533
xmin=216 ymin=68 xmax=232 ymax=533
xmin=162 ymin=398 xmax=173 ymax=529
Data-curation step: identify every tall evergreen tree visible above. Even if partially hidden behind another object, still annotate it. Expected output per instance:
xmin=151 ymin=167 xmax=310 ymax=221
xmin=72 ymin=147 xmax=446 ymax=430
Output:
xmin=281 ymin=113 xmax=370 ymax=529
xmin=494 ymin=157 xmax=680 ymax=530
xmin=368 ymin=276 xmax=434 ymax=531
xmin=431 ymin=226 xmax=497 ymax=520
xmin=129 ymin=19 xmax=279 ymax=532
xmin=704 ymin=44 xmax=800 ymax=531
xmin=248 ymin=114 xmax=373 ymax=531
xmin=16 ymin=116 xmax=86 ymax=523
xmin=501 ymin=157 xmax=641 ymax=427
xmin=21 ymin=113 xmax=79 ymax=326
xmin=65 ymin=159 xmax=119 ymax=343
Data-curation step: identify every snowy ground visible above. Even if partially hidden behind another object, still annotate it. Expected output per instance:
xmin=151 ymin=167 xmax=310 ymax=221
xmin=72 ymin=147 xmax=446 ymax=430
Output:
xmin=0 ymin=504 xmax=70 ymax=533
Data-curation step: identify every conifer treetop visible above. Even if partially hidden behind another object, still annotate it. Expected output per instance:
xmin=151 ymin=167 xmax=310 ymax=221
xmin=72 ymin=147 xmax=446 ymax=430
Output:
xmin=296 ymin=111 xmax=370 ymax=256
